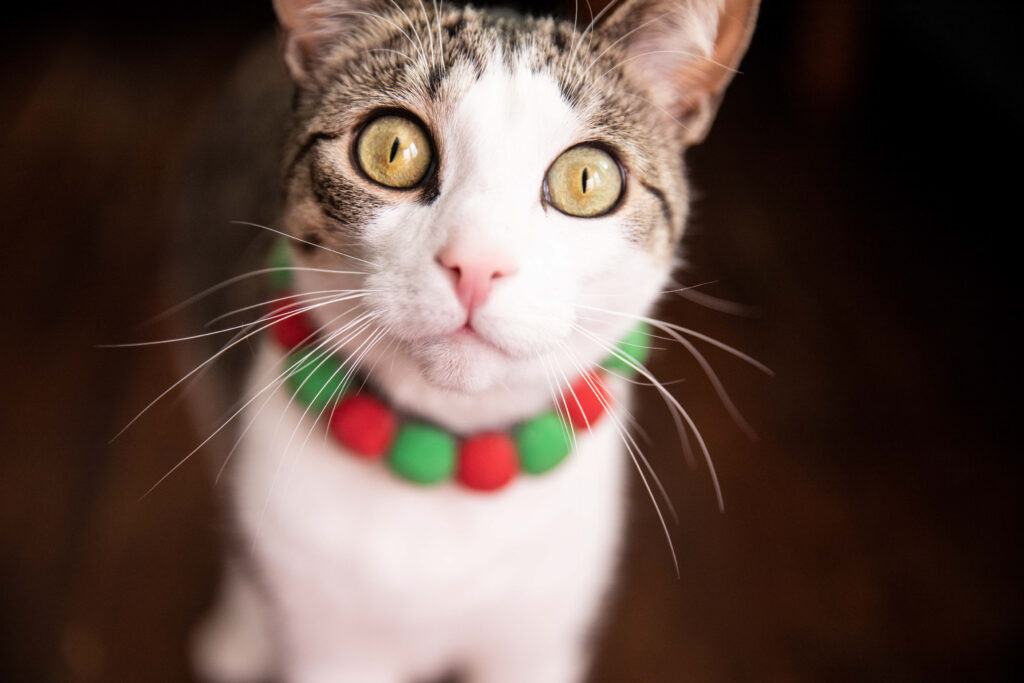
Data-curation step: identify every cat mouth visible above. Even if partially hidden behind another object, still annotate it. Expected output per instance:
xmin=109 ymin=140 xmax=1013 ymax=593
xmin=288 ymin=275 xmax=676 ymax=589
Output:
xmin=447 ymin=323 xmax=511 ymax=357
xmin=451 ymin=323 xmax=496 ymax=347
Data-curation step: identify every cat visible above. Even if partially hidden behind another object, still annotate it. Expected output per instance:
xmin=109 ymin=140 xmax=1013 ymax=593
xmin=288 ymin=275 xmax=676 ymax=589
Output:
xmin=179 ymin=1 xmax=760 ymax=681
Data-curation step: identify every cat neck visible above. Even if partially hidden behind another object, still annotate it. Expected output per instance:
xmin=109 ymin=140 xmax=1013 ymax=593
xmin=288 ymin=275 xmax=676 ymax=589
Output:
xmin=289 ymin=255 xmax=598 ymax=435
xmin=334 ymin=340 xmax=570 ymax=435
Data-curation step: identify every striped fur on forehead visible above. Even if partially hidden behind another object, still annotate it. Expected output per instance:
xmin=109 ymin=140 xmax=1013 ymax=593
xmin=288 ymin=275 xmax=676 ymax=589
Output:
xmin=282 ymin=2 xmax=692 ymax=255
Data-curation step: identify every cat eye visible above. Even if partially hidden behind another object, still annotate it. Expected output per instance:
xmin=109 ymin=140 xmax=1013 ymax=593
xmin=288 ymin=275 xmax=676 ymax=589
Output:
xmin=355 ymin=114 xmax=433 ymax=189
xmin=544 ymin=145 xmax=624 ymax=218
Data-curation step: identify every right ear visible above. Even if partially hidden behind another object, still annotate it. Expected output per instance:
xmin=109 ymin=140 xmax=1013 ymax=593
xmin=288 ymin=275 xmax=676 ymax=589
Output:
xmin=597 ymin=0 xmax=760 ymax=146
xmin=273 ymin=0 xmax=380 ymax=83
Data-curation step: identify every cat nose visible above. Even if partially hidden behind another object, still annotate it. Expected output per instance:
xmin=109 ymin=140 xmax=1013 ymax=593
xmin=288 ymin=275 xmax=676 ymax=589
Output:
xmin=436 ymin=244 xmax=518 ymax=313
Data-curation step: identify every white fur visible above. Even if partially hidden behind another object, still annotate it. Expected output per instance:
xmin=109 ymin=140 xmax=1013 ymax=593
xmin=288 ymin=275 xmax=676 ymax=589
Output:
xmin=303 ymin=62 xmax=666 ymax=427
xmin=196 ymin=64 xmax=672 ymax=682
xmin=200 ymin=343 xmax=628 ymax=682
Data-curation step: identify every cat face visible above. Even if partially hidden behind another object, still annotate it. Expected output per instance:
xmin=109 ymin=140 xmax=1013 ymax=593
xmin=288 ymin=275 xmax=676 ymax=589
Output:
xmin=275 ymin=0 xmax=757 ymax=394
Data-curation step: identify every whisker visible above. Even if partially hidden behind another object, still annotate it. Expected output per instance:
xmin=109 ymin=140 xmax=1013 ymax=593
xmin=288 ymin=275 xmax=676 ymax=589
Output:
xmin=552 ymin=356 xmax=582 ymax=455
xmin=432 ymin=0 xmax=445 ymax=71
xmin=571 ymin=321 xmax=696 ymax=467
xmin=138 ymin=310 xmax=360 ymax=500
xmin=568 ymin=0 xmax=625 ymax=91
xmin=574 ymin=324 xmax=724 ymax=510
xmin=536 ymin=355 xmax=566 ymax=438
xmin=254 ymin=316 xmax=382 ymax=544
xmin=139 ymin=264 xmax=366 ymax=329
xmin=212 ymin=308 xmax=356 ymax=484
xmin=617 ymin=88 xmax=694 ymax=132
xmin=384 ymin=0 xmax=428 ymax=66
xmin=330 ymin=9 xmax=425 ymax=64
xmin=167 ymin=291 xmax=362 ymax=412
xmin=673 ymin=287 xmax=758 ymax=317
xmin=555 ymin=340 xmax=678 ymax=522
xmin=577 ymin=303 xmax=773 ymax=375
xmin=572 ymin=0 xmax=622 ymax=55
xmin=140 ymin=319 xmax=348 ymax=497
xmin=261 ymin=312 xmax=379 ymax=478
xmin=205 ymin=289 xmax=375 ymax=327
xmin=583 ymin=11 xmax=674 ymax=83
xmin=111 ymin=293 xmax=365 ymax=441
xmin=659 ymin=324 xmax=757 ymax=439
xmin=597 ymin=48 xmax=740 ymax=86
xmin=369 ymin=47 xmax=415 ymax=63
xmin=291 ymin=325 xmax=390 ymax=483
xmin=230 ymin=220 xmax=375 ymax=267
xmin=412 ymin=0 xmax=436 ymax=64
xmin=572 ymin=313 xmax=755 ymax=437
xmin=553 ymin=341 xmax=680 ymax=574
xmin=102 ymin=292 xmax=370 ymax=348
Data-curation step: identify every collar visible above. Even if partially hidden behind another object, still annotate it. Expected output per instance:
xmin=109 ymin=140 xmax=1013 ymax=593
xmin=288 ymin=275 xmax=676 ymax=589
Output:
xmin=266 ymin=241 xmax=649 ymax=493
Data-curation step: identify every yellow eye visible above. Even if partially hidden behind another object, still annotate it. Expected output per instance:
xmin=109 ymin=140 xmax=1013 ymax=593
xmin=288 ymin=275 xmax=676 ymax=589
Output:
xmin=355 ymin=115 xmax=433 ymax=188
xmin=545 ymin=145 xmax=623 ymax=217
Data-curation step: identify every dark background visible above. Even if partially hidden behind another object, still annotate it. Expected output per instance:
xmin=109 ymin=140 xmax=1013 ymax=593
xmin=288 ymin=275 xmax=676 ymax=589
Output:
xmin=1 ymin=1 xmax=1020 ymax=681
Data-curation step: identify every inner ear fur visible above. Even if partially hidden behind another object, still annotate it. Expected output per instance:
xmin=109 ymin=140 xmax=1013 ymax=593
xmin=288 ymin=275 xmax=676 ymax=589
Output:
xmin=600 ymin=0 xmax=760 ymax=146
xmin=274 ymin=0 xmax=386 ymax=83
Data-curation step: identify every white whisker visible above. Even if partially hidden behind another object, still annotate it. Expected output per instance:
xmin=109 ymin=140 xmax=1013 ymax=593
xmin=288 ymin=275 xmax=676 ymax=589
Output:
xmin=213 ymin=309 xmax=356 ymax=484
xmin=138 ymin=308 xmax=360 ymax=499
xmin=112 ymin=292 xmax=366 ymax=441
xmin=673 ymin=287 xmax=758 ymax=317
xmin=230 ymin=220 xmax=375 ymax=267
xmin=253 ymin=316 xmax=382 ymax=546
xmin=555 ymin=340 xmax=678 ymax=522
xmin=103 ymin=292 xmax=371 ymax=348
xmin=384 ymin=0 xmax=428 ymax=66
xmin=138 ymin=263 xmax=366 ymax=329
xmin=205 ymin=289 xmax=375 ymax=327
xmin=577 ymin=304 xmax=773 ymax=375
xmin=574 ymin=324 xmax=724 ymax=511
xmin=331 ymin=9 xmax=425 ymax=64
xmin=413 ymin=0 xmax=436 ymax=64
xmin=553 ymin=341 xmax=680 ymax=575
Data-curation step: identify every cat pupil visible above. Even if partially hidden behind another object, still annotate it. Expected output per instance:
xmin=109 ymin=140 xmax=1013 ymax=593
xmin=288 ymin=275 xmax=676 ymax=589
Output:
xmin=389 ymin=137 xmax=400 ymax=164
xmin=581 ymin=167 xmax=589 ymax=194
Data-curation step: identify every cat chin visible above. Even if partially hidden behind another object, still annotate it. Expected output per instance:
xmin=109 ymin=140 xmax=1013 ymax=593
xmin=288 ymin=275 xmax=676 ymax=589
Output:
xmin=410 ymin=335 xmax=511 ymax=394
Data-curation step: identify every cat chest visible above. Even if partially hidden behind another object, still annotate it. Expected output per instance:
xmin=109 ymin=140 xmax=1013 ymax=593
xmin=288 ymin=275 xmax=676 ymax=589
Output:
xmin=231 ymin=344 xmax=629 ymax=606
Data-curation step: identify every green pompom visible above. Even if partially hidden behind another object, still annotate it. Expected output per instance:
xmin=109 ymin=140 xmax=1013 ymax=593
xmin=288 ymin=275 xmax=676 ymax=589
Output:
xmin=516 ymin=413 xmax=572 ymax=475
xmin=268 ymin=239 xmax=293 ymax=289
xmin=602 ymin=322 xmax=652 ymax=375
xmin=285 ymin=350 xmax=350 ymax=411
xmin=388 ymin=424 xmax=457 ymax=484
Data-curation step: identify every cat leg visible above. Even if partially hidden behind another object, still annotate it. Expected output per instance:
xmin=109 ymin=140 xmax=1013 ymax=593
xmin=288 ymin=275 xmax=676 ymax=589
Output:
xmin=277 ymin=630 xmax=409 ymax=683
xmin=191 ymin=560 xmax=276 ymax=683
xmin=465 ymin=637 xmax=588 ymax=683
xmin=284 ymin=660 xmax=405 ymax=683
xmin=271 ymin=588 xmax=409 ymax=683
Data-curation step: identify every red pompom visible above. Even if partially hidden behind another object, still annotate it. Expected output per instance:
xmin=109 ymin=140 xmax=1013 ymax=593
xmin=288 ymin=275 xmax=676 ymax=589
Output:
xmin=329 ymin=394 xmax=395 ymax=459
xmin=269 ymin=296 xmax=315 ymax=350
xmin=563 ymin=372 xmax=611 ymax=429
xmin=456 ymin=433 xmax=519 ymax=492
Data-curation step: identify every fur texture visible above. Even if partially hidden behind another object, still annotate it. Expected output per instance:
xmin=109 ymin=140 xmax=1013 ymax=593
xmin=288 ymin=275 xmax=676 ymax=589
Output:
xmin=190 ymin=2 xmax=758 ymax=681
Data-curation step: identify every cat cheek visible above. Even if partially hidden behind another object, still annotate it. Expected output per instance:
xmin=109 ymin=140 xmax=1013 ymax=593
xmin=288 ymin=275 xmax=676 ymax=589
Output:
xmin=368 ymin=277 xmax=462 ymax=340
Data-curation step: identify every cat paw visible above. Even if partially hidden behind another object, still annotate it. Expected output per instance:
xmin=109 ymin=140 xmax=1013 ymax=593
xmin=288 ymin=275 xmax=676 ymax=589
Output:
xmin=190 ymin=609 xmax=273 ymax=683
xmin=190 ymin=573 xmax=274 ymax=683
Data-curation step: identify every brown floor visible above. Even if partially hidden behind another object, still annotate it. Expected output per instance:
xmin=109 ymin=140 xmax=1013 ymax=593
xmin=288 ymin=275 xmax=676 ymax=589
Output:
xmin=1 ymin=3 xmax=1020 ymax=682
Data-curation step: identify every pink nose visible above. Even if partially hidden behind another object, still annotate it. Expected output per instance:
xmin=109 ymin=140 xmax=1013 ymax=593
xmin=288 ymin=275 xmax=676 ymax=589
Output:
xmin=437 ymin=244 xmax=517 ymax=314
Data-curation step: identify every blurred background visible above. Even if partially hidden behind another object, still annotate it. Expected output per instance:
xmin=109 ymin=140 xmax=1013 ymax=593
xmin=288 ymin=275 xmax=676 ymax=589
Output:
xmin=1 ymin=1 xmax=1020 ymax=680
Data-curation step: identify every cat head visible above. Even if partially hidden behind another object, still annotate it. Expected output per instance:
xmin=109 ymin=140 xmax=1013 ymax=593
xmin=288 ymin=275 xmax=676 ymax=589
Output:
xmin=273 ymin=0 xmax=758 ymax=396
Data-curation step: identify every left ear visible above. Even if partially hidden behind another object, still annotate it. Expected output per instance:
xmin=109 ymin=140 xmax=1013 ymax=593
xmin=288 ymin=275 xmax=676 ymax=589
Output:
xmin=274 ymin=0 xmax=383 ymax=84
xmin=599 ymin=0 xmax=760 ymax=145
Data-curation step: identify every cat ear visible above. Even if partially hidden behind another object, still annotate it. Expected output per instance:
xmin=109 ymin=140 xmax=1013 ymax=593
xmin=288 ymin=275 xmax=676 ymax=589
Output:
xmin=273 ymin=0 xmax=376 ymax=82
xmin=599 ymin=0 xmax=759 ymax=145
